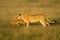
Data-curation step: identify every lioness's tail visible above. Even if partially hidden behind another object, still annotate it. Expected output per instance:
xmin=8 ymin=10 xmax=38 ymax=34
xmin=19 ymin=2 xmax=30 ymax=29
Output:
xmin=46 ymin=17 xmax=56 ymax=23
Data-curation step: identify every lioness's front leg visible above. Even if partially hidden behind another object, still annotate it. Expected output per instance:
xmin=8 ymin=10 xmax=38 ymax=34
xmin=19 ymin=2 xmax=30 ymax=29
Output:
xmin=26 ymin=22 xmax=29 ymax=28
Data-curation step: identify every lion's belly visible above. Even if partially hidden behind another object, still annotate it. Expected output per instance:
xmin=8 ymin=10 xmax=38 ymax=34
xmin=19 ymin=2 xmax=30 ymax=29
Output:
xmin=30 ymin=20 xmax=39 ymax=22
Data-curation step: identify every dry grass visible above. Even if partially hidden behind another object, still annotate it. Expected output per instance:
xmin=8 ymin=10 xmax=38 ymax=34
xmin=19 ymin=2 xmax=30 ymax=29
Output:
xmin=0 ymin=22 xmax=59 ymax=40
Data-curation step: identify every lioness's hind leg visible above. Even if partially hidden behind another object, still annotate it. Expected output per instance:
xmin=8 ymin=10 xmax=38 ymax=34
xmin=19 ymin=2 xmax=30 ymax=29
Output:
xmin=46 ymin=22 xmax=50 ymax=26
xmin=39 ymin=20 xmax=46 ymax=28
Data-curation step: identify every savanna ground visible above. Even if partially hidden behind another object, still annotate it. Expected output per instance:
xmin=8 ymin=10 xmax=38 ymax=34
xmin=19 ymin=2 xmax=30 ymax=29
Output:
xmin=0 ymin=0 xmax=60 ymax=40
xmin=0 ymin=21 xmax=60 ymax=40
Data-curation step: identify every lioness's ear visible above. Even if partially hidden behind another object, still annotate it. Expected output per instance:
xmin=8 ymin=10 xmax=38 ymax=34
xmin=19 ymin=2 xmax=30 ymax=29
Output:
xmin=19 ymin=14 xmax=21 ymax=16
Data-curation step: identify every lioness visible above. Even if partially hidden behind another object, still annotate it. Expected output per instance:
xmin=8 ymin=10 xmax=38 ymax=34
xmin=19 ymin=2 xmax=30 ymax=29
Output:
xmin=15 ymin=14 xmax=55 ymax=28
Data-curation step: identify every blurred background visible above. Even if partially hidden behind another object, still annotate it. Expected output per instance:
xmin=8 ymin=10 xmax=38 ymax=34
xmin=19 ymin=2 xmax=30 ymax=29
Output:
xmin=0 ymin=0 xmax=60 ymax=23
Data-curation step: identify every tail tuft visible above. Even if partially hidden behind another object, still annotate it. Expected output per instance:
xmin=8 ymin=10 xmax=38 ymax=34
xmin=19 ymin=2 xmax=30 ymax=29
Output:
xmin=46 ymin=17 xmax=56 ymax=23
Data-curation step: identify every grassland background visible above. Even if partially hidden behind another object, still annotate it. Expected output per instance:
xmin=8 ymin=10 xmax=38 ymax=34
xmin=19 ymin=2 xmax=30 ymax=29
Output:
xmin=0 ymin=0 xmax=60 ymax=40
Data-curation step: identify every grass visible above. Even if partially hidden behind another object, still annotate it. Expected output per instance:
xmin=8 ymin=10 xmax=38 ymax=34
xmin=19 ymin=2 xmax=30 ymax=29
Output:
xmin=0 ymin=22 xmax=59 ymax=40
